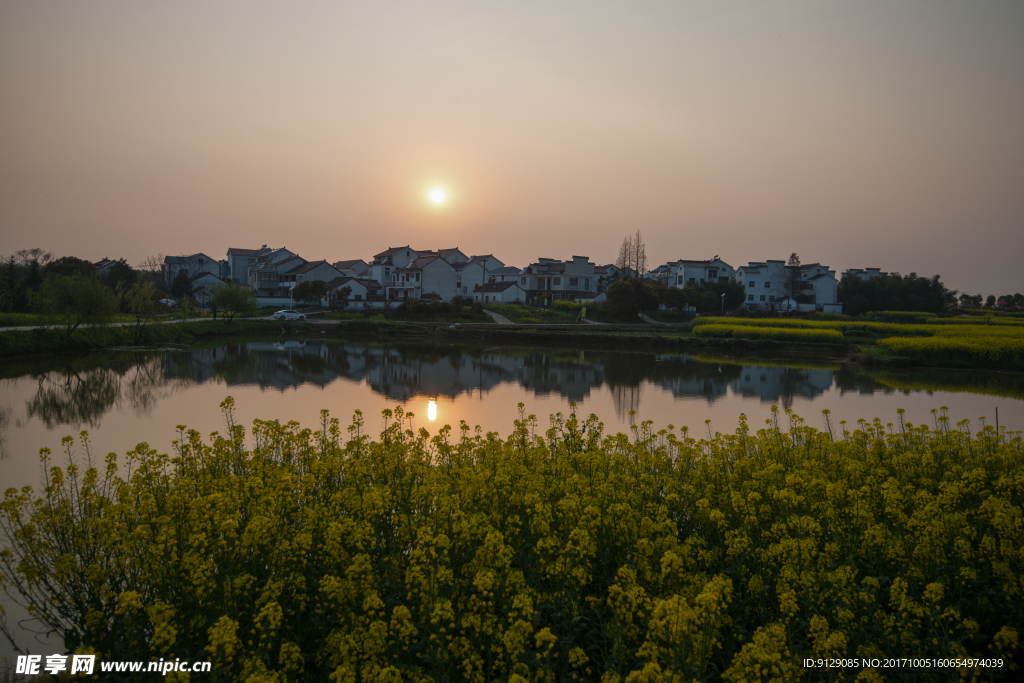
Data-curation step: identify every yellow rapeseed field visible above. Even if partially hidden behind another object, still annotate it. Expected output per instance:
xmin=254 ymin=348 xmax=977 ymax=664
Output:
xmin=1 ymin=400 xmax=1020 ymax=682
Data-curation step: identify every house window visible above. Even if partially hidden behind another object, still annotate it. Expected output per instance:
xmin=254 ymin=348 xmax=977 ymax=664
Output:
xmin=354 ymin=294 xmax=362 ymax=300
xmin=553 ymin=277 xmax=561 ymax=285
xmin=385 ymin=268 xmax=390 ymax=277
xmin=416 ymin=273 xmax=420 ymax=281
xmin=760 ymin=295 xmax=766 ymax=302
xmin=462 ymin=286 xmax=467 ymax=294
xmin=689 ymin=278 xmax=696 ymax=284
xmin=748 ymin=281 xmax=754 ymax=288
xmin=569 ymin=278 xmax=578 ymax=287
xmin=584 ymin=278 xmax=590 ymax=291
xmin=677 ymin=276 xmax=683 ymax=285
xmin=764 ymin=282 xmax=771 ymax=288
xmin=748 ymin=294 xmax=754 ymax=301
xmin=521 ymin=277 xmax=526 ymax=285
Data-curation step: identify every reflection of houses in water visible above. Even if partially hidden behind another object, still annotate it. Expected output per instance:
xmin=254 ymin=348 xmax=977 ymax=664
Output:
xmin=366 ymin=349 xmax=521 ymax=401
xmin=651 ymin=356 xmax=833 ymax=408
xmin=161 ymin=343 xmax=835 ymax=409
xmin=731 ymin=366 xmax=834 ymax=408
xmin=516 ymin=352 xmax=604 ymax=402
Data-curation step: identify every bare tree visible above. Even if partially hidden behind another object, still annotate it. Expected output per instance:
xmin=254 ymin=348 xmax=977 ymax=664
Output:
xmin=615 ymin=231 xmax=648 ymax=279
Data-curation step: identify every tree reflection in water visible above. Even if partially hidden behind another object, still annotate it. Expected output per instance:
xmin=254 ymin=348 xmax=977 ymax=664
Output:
xmin=4 ymin=340 xmax=1019 ymax=432
xmin=23 ymin=356 xmax=186 ymax=429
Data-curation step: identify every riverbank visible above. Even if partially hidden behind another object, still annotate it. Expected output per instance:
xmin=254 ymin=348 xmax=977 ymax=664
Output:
xmin=1 ymin=317 xmax=1021 ymax=372
xmin=0 ymin=319 xmax=286 ymax=358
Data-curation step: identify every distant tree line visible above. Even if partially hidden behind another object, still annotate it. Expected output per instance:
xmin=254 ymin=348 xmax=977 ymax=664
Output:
xmin=837 ymin=272 xmax=957 ymax=316
xmin=0 ymin=249 xmax=257 ymax=334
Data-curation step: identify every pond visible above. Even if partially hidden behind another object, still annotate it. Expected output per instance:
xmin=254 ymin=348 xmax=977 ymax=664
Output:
xmin=2 ymin=337 xmax=1023 ymax=657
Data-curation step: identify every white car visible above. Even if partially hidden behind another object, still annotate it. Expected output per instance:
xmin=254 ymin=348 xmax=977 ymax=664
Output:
xmin=158 ymin=298 xmax=177 ymax=307
xmin=273 ymin=310 xmax=306 ymax=321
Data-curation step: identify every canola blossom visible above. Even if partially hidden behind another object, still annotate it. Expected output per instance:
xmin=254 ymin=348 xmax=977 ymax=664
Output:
xmin=692 ymin=325 xmax=843 ymax=344
xmin=1 ymin=400 xmax=1022 ymax=682
xmin=878 ymin=335 xmax=1024 ymax=365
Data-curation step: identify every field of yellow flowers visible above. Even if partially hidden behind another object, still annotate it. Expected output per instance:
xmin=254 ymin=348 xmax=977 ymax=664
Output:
xmin=2 ymin=399 xmax=1021 ymax=682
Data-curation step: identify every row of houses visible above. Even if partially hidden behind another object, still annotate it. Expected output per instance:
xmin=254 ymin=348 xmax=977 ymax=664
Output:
xmin=159 ymin=245 xmax=883 ymax=312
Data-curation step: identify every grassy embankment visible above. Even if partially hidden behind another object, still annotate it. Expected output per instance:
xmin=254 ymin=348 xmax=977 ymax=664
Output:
xmin=0 ymin=318 xmax=290 ymax=358
xmin=1 ymin=402 xmax=1020 ymax=681
xmin=690 ymin=315 xmax=1024 ymax=371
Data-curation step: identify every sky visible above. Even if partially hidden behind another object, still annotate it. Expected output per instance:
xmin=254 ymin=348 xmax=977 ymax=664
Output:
xmin=1 ymin=1 xmax=1022 ymax=295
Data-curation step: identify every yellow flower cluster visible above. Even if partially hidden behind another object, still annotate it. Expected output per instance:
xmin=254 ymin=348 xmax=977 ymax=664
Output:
xmin=879 ymin=335 xmax=1024 ymax=364
xmin=693 ymin=324 xmax=843 ymax=343
xmin=1 ymin=400 xmax=1021 ymax=681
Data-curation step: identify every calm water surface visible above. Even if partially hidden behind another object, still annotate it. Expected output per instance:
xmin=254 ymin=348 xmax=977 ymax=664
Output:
xmin=1 ymin=338 xmax=1023 ymax=657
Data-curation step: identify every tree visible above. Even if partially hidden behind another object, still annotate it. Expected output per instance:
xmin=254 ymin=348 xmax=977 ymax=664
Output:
xmin=631 ymin=279 xmax=659 ymax=316
xmin=985 ymin=295 xmax=996 ymax=309
xmin=101 ymin=259 xmax=137 ymax=297
xmin=785 ymin=253 xmax=802 ymax=303
xmin=334 ymin=286 xmax=353 ymax=312
xmin=292 ymin=280 xmax=331 ymax=312
xmin=44 ymin=256 xmax=96 ymax=279
xmin=701 ymin=290 xmax=720 ymax=313
xmin=606 ymin=280 xmax=637 ymax=317
xmin=210 ymin=282 xmax=258 ymax=322
xmin=31 ymin=274 xmax=117 ymax=342
xmin=450 ymin=294 xmax=464 ymax=317
xmin=118 ymin=277 xmax=157 ymax=344
xmin=171 ymin=270 xmax=192 ymax=300
xmin=615 ymin=230 xmax=648 ymax=279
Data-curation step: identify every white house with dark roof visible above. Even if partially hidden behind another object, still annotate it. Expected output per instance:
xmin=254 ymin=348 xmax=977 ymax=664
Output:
xmin=844 ymin=267 xmax=887 ymax=280
xmin=333 ymin=259 xmax=370 ymax=276
xmin=520 ymin=256 xmax=598 ymax=303
xmin=163 ymin=253 xmax=222 ymax=286
xmin=370 ymin=246 xmax=421 ymax=288
xmin=736 ymin=260 xmax=838 ymax=311
xmin=453 ymin=260 xmax=486 ymax=299
xmin=474 ymin=281 xmax=527 ymax=304
xmin=487 ymin=266 xmax=522 ymax=284
xmin=328 ymin=276 xmax=383 ymax=307
xmin=386 ymin=254 xmax=458 ymax=301
xmin=667 ymin=258 xmax=736 ymax=288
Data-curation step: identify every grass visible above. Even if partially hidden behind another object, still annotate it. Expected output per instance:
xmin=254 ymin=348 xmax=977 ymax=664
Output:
xmin=0 ymin=319 xmax=291 ymax=358
xmin=487 ymin=303 xmax=583 ymax=324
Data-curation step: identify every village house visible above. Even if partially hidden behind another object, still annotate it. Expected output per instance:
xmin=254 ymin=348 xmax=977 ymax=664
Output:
xmin=332 ymin=259 xmax=371 ymax=277
xmin=666 ymin=258 xmax=736 ymax=288
xmin=844 ymin=267 xmax=888 ymax=280
xmin=735 ymin=260 xmax=839 ymax=311
xmin=474 ymin=281 xmax=527 ymax=304
xmin=249 ymin=254 xmax=345 ymax=306
xmin=162 ymin=253 xmax=223 ymax=286
xmin=487 ymin=266 xmax=522 ymax=284
xmin=369 ymin=246 xmax=422 ymax=288
xmin=328 ymin=276 xmax=383 ymax=307
xmin=386 ymin=254 xmax=458 ymax=301
xmin=519 ymin=256 xmax=599 ymax=303
xmin=226 ymin=246 xmax=277 ymax=284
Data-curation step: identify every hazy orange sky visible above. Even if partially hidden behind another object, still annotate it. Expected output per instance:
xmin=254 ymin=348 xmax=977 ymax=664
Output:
xmin=1 ymin=1 xmax=1021 ymax=294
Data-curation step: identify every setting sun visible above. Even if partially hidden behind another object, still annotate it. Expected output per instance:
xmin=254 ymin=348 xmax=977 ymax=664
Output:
xmin=428 ymin=188 xmax=447 ymax=204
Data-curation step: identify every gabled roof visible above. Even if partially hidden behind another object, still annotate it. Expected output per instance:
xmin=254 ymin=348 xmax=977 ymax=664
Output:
xmin=453 ymin=261 xmax=483 ymax=271
xmin=438 ymin=248 xmax=464 ymax=257
xmin=288 ymin=259 xmax=335 ymax=274
xmin=398 ymin=254 xmax=454 ymax=271
xmin=489 ymin=266 xmax=522 ymax=275
xmin=333 ymin=259 xmax=368 ymax=270
xmin=373 ymin=245 xmax=413 ymax=258
xmin=475 ymin=281 xmax=522 ymax=292
xmin=227 ymin=247 xmax=260 ymax=256
xmin=328 ymin=276 xmax=381 ymax=289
